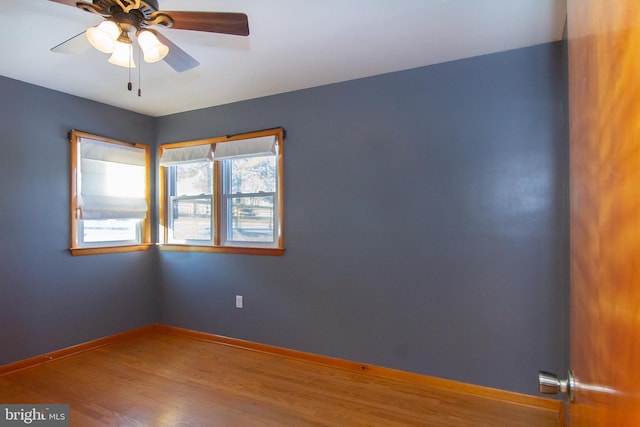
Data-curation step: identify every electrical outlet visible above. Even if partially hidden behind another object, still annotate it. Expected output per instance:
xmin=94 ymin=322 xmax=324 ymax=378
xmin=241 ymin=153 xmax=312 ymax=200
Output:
xmin=235 ymin=295 xmax=243 ymax=309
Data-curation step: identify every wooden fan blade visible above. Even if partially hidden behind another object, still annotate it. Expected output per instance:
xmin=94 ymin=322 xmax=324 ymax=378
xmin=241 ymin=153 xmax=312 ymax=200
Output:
xmin=51 ymin=31 xmax=91 ymax=54
xmin=158 ymin=11 xmax=249 ymax=36
xmin=155 ymin=32 xmax=200 ymax=72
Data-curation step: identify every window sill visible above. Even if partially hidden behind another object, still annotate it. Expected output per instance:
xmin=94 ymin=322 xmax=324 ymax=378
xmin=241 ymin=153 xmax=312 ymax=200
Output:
xmin=159 ymin=244 xmax=284 ymax=256
xmin=69 ymin=244 xmax=153 ymax=256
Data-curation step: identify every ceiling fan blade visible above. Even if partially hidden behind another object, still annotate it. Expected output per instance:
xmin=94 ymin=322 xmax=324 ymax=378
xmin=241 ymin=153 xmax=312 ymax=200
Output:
xmin=155 ymin=32 xmax=200 ymax=72
xmin=51 ymin=31 xmax=91 ymax=54
xmin=157 ymin=11 xmax=249 ymax=36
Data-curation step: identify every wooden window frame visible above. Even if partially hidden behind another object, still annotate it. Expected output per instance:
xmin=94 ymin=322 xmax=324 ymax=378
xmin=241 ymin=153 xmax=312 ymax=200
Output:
xmin=69 ymin=130 xmax=152 ymax=256
xmin=159 ymin=128 xmax=284 ymax=256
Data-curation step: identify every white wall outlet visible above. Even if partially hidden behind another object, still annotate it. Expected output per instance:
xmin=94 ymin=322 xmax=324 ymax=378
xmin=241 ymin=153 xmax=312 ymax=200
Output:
xmin=235 ymin=295 xmax=243 ymax=309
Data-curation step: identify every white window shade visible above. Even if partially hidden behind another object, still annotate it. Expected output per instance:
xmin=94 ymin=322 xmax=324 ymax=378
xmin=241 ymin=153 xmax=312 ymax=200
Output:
xmin=81 ymin=138 xmax=146 ymax=165
xmin=214 ymin=136 xmax=277 ymax=160
xmin=160 ymin=144 xmax=214 ymax=166
xmin=78 ymin=138 xmax=148 ymax=219
xmin=78 ymin=195 xmax=148 ymax=219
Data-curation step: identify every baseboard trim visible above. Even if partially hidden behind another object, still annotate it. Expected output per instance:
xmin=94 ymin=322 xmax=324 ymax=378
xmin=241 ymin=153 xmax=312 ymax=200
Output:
xmin=0 ymin=323 xmax=566 ymax=425
xmin=0 ymin=324 xmax=156 ymax=376
xmin=154 ymin=324 xmax=565 ymax=416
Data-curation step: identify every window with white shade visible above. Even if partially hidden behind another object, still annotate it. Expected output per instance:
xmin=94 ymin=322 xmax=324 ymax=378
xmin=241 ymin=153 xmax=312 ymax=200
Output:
xmin=70 ymin=130 xmax=151 ymax=255
xmin=159 ymin=128 xmax=284 ymax=256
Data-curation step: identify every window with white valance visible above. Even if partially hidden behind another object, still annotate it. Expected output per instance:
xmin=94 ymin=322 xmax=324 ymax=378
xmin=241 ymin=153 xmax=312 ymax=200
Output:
xmin=70 ymin=131 xmax=151 ymax=255
xmin=158 ymin=128 xmax=284 ymax=256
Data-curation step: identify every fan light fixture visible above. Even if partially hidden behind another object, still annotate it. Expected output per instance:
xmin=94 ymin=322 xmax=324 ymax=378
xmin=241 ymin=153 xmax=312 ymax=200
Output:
xmin=52 ymin=0 xmax=249 ymax=96
xmin=108 ymin=33 xmax=136 ymax=68
xmin=86 ymin=21 xmax=169 ymax=68
xmin=136 ymin=30 xmax=169 ymax=63
xmin=86 ymin=20 xmax=120 ymax=53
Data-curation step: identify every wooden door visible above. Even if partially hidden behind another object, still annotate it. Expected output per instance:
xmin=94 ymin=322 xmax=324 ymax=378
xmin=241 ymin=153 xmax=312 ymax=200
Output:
xmin=568 ymin=0 xmax=640 ymax=424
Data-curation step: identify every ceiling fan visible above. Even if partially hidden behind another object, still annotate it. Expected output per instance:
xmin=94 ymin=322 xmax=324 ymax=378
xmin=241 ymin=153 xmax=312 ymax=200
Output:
xmin=49 ymin=0 xmax=249 ymax=72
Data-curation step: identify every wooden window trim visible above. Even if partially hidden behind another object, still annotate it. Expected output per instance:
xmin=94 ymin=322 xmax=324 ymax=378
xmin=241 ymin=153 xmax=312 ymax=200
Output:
xmin=69 ymin=130 xmax=152 ymax=256
xmin=159 ymin=128 xmax=285 ymax=256
xmin=159 ymin=245 xmax=284 ymax=256
xmin=70 ymin=244 xmax=154 ymax=257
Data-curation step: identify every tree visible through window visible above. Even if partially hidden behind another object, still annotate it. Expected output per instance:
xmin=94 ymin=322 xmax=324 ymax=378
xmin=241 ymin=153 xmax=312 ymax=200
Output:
xmin=169 ymin=161 xmax=213 ymax=242
xmin=222 ymin=156 xmax=277 ymax=244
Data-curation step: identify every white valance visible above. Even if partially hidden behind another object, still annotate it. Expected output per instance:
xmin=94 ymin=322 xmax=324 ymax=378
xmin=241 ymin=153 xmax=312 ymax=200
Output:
xmin=214 ymin=136 xmax=277 ymax=160
xmin=81 ymin=138 xmax=146 ymax=166
xmin=160 ymin=144 xmax=214 ymax=166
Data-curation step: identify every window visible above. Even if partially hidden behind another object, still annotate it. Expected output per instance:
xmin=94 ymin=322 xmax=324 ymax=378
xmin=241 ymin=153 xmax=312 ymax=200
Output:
xmin=70 ymin=130 xmax=151 ymax=256
xmin=159 ymin=128 xmax=284 ymax=255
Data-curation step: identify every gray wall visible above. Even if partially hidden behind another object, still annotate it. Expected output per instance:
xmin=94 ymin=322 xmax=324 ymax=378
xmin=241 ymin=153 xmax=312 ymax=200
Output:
xmin=0 ymin=77 xmax=158 ymax=365
xmin=156 ymin=42 xmax=569 ymax=395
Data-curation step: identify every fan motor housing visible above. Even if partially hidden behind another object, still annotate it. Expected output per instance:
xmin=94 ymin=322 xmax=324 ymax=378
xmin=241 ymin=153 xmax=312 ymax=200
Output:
xmin=79 ymin=0 xmax=159 ymax=19
xmin=75 ymin=0 xmax=164 ymax=30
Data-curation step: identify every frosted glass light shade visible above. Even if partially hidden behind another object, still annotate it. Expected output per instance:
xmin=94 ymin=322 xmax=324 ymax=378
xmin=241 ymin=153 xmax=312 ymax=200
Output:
xmin=137 ymin=30 xmax=169 ymax=63
xmin=86 ymin=21 xmax=120 ymax=53
xmin=108 ymin=40 xmax=136 ymax=68
xmin=142 ymin=44 xmax=169 ymax=63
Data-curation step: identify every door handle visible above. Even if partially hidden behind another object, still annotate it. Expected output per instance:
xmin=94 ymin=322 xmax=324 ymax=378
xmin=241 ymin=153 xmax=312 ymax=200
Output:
xmin=538 ymin=370 xmax=575 ymax=403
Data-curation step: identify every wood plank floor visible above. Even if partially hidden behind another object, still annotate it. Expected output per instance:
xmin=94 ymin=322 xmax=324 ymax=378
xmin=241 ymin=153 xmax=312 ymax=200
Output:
xmin=0 ymin=329 xmax=564 ymax=426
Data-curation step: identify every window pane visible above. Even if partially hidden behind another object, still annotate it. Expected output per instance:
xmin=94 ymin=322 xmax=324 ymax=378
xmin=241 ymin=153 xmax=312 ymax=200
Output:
xmin=169 ymin=162 xmax=213 ymax=242
xmin=229 ymin=156 xmax=276 ymax=194
xmin=171 ymin=197 xmax=212 ymax=241
xmin=228 ymin=196 xmax=274 ymax=243
xmin=176 ymin=162 xmax=212 ymax=195
xmin=82 ymin=219 xmax=140 ymax=243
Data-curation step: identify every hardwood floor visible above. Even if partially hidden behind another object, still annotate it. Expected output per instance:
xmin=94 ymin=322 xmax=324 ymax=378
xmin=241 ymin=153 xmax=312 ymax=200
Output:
xmin=0 ymin=327 xmax=564 ymax=426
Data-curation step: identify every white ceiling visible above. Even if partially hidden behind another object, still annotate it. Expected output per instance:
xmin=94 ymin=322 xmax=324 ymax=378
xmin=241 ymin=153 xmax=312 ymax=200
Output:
xmin=0 ymin=0 xmax=566 ymax=117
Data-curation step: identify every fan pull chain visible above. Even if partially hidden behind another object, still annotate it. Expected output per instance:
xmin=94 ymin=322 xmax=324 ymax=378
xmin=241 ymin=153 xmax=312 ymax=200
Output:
xmin=138 ymin=43 xmax=142 ymax=97
xmin=127 ymin=44 xmax=132 ymax=91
